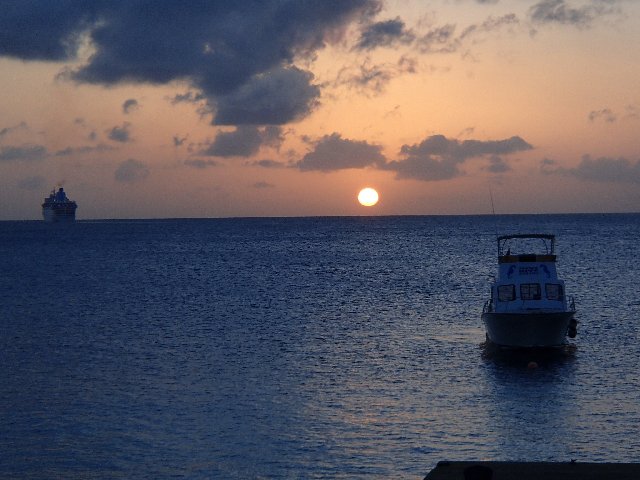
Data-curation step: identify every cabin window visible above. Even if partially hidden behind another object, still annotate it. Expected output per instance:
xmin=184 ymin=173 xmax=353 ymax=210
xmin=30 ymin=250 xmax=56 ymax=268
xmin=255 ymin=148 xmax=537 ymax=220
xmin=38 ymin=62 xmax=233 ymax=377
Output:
xmin=520 ymin=283 xmax=541 ymax=300
xmin=498 ymin=285 xmax=515 ymax=301
xmin=546 ymin=283 xmax=564 ymax=300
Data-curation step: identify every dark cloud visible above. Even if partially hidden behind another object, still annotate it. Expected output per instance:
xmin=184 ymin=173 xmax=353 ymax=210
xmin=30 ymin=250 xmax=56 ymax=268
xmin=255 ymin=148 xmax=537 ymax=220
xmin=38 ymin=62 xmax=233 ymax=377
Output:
xmin=0 ymin=1 xmax=380 ymax=125
xmin=355 ymin=18 xmax=415 ymax=50
xmin=18 ymin=175 xmax=46 ymax=190
xmin=184 ymin=159 xmax=218 ymax=169
xmin=0 ymin=144 xmax=47 ymax=162
xmin=122 ymin=98 xmax=139 ymax=114
xmin=107 ymin=123 xmax=132 ymax=143
xmin=542 ymin=155 xmax=640 ymax=183
xmin=401 ymin=134 xmax=532 ymax=160
xmin=201 ymin=126 xmax=283 ymax=157
xmin=212 ymin=67 xmax=320 ymax=125
xmin=0 ymin=3 xmax=98 ymax=61
xmin=383 ymin=154 xmax=460 ymax=181
xmin=529 ymin=0 xmax=620 ymax=28
xmin=383 ymin=134 xmax=532 ymax=181
xmin=296 ymin=133 xmax=386 ymax=172
xmin=114 ymin=158 xmax=149 ymax=183
xmin=588 ymin=108 xmax=616 ymax=123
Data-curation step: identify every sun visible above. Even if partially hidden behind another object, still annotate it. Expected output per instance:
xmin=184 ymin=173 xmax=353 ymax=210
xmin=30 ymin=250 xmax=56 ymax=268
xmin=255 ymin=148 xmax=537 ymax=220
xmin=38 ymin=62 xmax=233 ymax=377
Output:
xmin=357 ymin=187 xmax=379 ymax=207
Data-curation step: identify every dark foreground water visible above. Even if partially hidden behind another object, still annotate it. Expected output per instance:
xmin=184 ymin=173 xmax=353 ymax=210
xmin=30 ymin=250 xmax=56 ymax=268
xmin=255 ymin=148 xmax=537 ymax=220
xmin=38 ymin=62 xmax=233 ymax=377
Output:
xmin=1 ymin=214 xmax=639 ymax=479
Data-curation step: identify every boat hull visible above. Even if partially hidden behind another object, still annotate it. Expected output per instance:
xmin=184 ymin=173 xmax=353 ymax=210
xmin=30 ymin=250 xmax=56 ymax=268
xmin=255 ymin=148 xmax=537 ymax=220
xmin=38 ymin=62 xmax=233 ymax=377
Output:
xmin=482 ymin=311 xmax=574 ymax=348
xmin=43 ymin=205 xmax=76 ymax=222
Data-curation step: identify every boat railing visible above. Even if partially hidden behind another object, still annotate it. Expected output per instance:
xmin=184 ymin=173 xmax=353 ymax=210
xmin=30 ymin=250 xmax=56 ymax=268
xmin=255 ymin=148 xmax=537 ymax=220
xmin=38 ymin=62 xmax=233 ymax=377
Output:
xmin=497 ymin=234 xmax=555 ymax=257
xmin=483 ymin=299 xmax=493 ymax=313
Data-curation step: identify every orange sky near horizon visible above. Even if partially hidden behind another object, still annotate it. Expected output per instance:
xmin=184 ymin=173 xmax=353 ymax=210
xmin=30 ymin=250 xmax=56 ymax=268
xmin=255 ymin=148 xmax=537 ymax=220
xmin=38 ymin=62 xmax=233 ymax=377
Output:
xmin=0 ymin=0 xmax=638 ymax=220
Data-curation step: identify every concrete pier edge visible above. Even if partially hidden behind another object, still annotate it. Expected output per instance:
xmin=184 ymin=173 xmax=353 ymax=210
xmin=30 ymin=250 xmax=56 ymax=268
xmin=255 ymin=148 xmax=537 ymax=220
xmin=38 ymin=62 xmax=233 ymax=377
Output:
xmin=424 ymin=460 xmax=640 ymax=480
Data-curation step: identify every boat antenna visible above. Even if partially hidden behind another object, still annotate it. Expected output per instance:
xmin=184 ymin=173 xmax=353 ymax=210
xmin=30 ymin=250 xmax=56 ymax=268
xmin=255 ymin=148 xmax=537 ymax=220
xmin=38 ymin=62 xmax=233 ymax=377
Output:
xmin=489 ymin=187 xmax=496 ymax=217
xmin=489 ymin=186 xmax=499 ymax=239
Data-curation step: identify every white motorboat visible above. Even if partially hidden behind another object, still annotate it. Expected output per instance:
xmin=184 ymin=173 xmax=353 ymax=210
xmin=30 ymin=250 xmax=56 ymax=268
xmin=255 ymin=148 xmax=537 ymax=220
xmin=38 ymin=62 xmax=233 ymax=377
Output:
xmin=482 ymin=234 xmax=576 ymax=348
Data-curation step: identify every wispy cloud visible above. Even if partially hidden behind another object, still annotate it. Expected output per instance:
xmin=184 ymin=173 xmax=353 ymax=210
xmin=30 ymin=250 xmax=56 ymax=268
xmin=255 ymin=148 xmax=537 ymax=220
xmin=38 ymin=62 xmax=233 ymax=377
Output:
xmin=184 ymin=159 xmax=218 ymax=169
xmin=335 ymin=56 xmax=417 ymax=94
xmin=18 ymin=175 xmax=46 ymax=190
xmin=115 ymin=158 xmax=149 ymax=183
xmin=485 ymin=155 xmax=512 ymax=173
xmin=0 ymin=121 xmax=28 ymax=139
xmin=355 ymin=18 xmax=415 ymax=51
xmin=529 ymin=0 xmax=621 ymax=29
xmin=415 ymin=14 xmax=519 ymax=55
xmin=588 ymin=108 xmax=616 ymax=123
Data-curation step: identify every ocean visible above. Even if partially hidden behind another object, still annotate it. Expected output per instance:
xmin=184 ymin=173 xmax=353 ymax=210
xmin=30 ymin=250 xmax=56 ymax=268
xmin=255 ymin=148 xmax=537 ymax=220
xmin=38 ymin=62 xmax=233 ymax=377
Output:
xmin=1 ymin=214 xmax=639 ymax=479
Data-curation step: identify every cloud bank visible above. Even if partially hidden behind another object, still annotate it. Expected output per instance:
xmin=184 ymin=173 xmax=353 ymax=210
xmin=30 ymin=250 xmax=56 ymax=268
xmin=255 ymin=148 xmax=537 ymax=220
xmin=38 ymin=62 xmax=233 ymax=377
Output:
xmin=0 ymin=144 xmax=47 ymax=162
xmin=542 ymin=155 xmax=640 ymax=184
xmin=383 ymin=134 xmax=532 ymax=181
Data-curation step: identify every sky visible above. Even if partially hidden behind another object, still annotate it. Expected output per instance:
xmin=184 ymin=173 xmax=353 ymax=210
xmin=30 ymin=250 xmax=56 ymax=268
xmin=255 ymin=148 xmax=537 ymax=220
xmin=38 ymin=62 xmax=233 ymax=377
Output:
xmin=0 ymin=0 xmax=639 ymax=220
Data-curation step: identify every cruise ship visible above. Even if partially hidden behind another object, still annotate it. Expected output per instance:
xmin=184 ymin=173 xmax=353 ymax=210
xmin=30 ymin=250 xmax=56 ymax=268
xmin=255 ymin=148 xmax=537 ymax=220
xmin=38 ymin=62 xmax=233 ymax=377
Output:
xmin=42 ymin=187 xmax=77 ymax=222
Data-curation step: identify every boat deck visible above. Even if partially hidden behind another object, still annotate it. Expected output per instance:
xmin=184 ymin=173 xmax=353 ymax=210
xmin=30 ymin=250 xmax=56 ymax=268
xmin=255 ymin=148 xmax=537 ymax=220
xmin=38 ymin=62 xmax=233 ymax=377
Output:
xmin=424 ymin=461 xmax=640 ymax=480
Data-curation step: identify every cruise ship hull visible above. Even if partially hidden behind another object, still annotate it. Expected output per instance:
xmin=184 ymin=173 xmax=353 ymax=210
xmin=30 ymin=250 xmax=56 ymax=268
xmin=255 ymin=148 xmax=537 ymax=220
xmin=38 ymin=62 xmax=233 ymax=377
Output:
xmin=43 ymin=205 xmax=76 ymax=222
xmin=482 ymin=311 xmax=574 ymax=348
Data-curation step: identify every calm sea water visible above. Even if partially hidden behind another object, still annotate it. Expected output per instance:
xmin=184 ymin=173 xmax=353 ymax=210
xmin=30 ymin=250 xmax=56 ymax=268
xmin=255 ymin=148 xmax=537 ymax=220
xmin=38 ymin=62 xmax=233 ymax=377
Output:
xmin=1 ymin=214 xmax=639 ymax=479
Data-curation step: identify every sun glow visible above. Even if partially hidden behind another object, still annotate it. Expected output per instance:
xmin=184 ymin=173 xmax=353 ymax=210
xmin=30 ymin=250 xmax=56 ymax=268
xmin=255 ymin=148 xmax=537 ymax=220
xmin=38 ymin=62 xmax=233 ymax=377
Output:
xmin=357 ymin=187 xmax=379 ymax=207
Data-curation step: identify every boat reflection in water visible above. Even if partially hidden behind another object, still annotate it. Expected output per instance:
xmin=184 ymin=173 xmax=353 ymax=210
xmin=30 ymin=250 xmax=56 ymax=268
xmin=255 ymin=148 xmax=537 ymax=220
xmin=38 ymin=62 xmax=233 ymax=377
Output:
xmin=482 ymin=234 xmax=577 ymax=349
xmin=481 ymin=338 xmax=577 ymax=369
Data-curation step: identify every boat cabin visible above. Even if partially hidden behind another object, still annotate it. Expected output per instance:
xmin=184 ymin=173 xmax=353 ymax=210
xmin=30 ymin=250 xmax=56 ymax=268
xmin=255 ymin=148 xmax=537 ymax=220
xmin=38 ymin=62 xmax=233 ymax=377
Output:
xmin=487 ymin=234 xmax=571 ymax=313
